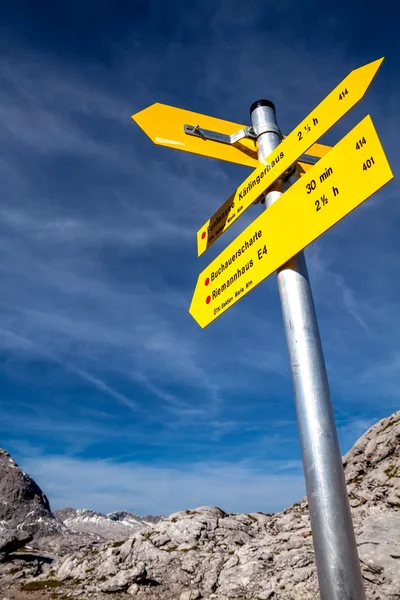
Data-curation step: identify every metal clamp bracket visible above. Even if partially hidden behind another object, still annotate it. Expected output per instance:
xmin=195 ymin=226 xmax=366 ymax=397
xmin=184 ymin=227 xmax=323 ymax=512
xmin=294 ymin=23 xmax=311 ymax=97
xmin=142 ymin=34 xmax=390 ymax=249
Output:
xmin=184 ymin=124 xmax=257 ymax=145
xmin=184 ymin=125 xmax=321 ymax=169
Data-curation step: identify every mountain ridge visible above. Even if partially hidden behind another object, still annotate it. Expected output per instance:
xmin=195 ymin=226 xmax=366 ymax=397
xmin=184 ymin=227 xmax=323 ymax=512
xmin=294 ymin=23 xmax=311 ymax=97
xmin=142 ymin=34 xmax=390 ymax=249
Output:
xmin=0 ymin=410 xmax=399 ymax=599
xmin=54 ymin=508 xmax=163 ymax=540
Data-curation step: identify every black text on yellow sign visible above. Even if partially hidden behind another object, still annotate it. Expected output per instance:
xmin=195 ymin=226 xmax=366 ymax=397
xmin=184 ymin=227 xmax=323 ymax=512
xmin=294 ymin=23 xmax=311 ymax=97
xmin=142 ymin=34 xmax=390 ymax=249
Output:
xmin=196 ymin=57 xmax=384 ymax=257
xmin=189 ymin=115 xmax=393 ymax=328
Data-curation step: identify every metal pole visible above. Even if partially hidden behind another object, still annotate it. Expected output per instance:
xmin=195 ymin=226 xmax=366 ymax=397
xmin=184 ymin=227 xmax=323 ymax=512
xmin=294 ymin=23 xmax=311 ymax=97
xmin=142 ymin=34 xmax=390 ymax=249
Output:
xmin=250 ymin=100 xmax=366 ymax=600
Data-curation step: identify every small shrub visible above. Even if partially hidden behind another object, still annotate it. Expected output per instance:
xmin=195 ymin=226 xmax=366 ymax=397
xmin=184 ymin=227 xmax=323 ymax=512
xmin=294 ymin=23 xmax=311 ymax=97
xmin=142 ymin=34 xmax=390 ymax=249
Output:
xmin=111 ymin=539 xmax=125 ymax=547
xmin=166 ymin=545 xmax=178 ymax=552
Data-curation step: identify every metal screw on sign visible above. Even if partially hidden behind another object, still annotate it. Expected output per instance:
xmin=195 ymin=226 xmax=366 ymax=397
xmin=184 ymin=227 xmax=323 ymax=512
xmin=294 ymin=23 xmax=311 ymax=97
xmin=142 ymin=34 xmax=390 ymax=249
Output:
xmin=250 ymin=99 xmax=366 ymax=600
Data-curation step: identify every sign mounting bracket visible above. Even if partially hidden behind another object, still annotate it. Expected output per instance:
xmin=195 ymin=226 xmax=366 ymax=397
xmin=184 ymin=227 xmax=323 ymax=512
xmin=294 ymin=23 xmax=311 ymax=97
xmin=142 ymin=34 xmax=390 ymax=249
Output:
xmin=184 ymin=123 xmax=320 ymax=170
xmin=184 ymin=124 xmax=257 ymax=145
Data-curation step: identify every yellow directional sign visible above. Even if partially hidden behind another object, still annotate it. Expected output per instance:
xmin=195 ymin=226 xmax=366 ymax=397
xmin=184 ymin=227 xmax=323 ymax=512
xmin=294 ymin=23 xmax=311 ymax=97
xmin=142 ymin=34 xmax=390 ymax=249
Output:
xmin=131 ymin=103 xmax=331 ymax=169
xmin=132 ymin=103 xmax=258 ymax=167
xmin=197 ymin=57 xmax=384 ymax=256
xmin=189 ymin=115 xmax=393 ymax=328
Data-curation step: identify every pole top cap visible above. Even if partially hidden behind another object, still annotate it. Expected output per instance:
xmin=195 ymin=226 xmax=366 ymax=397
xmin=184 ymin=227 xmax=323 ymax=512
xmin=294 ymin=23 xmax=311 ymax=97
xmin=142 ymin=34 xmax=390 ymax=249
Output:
xmin=249 ymin=99 xmax=276 ymax=116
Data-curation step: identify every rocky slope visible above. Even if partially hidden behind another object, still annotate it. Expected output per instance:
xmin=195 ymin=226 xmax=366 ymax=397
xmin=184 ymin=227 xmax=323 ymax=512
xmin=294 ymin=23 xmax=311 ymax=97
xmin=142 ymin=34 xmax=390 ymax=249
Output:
xmin=46 ymin=410 xmax=400 ymax=599
xmin=54 ymin=509 xmax=162 ymax=540
xmin=108 ymin=511 xmax=162 ymax=526
xmin=0 ymin=448 xmax=63 ymax=538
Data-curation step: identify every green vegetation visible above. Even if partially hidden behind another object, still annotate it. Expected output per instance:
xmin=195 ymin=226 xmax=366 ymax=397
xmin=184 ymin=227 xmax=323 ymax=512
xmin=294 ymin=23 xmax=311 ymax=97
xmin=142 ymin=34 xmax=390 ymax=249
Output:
xmin=21 ymin=579 xmax=63 ymax=591
xmin=111 ymin=539 xmax=125 ymax=547
xmin=166 ymin=544 xmax=178 ymax=552
xmin=385 ymin=465 xmax=400 ymax=478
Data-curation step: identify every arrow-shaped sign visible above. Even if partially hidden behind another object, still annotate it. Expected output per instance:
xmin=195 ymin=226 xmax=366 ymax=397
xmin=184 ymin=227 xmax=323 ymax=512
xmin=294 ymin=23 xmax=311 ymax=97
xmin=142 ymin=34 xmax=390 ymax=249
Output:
xmin=196 ymin=57 xmax=384 ymax=257
xmin=131 ymin=103 xmax=330 ymax=169
xmin=189 ymin=115 xmax=393 ymax=328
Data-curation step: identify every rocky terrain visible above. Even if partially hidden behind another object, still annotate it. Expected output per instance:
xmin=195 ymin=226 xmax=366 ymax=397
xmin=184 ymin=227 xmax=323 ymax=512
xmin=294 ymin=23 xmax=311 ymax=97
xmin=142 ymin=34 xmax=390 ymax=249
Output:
xmin=0 ymin=410 xmax=399 ymax=599
xmin=54 ymin=509 xmax=162 ymax=541
xmin=0 ymin=448 xmax=64 ymax=538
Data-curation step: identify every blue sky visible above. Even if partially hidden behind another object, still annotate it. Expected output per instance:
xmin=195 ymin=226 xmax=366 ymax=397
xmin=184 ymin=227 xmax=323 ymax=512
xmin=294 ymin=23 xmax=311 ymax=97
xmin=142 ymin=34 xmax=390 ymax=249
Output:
xmin=0 ymin=0 xmax=398 ymax=516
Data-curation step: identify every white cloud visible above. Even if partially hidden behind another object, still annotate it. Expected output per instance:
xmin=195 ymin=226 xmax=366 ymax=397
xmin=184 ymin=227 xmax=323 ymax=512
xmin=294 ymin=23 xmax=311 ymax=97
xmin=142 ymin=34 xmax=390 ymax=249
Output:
xmin=0 ymin=11 xmax=398 ymax=514
xmin=21 ymin=454 xmax=306 ymax=516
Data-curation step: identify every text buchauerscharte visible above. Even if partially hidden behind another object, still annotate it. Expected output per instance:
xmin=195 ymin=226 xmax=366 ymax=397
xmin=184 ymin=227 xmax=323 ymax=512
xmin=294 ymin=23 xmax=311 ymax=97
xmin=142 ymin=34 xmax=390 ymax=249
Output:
xmin=210 ymin=230 xmax=262 ymax=300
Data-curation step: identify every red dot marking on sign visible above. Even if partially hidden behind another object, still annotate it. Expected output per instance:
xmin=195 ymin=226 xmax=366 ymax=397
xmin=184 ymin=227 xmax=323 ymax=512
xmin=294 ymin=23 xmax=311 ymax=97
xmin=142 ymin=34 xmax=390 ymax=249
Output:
xmin=201 ymin=231 xmax=206 ymax=239
xmin=205 ymin=277 xmax=210 ymax=286
xmin=206 ymin=296 xmax=211 ymax=304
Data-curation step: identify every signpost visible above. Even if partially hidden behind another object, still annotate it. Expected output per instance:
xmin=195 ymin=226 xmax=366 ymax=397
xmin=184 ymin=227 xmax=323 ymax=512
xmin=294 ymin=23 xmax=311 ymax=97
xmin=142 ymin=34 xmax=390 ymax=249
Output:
xmin=189 ymin=115 xmax=393 ymax=328
xmin=197 ymin=57 xmax=384 ymax=256
xmin=131 ymin=56 xmax=393 ymax=600
xmin=132 ymin=102 xmax=330 ymax=168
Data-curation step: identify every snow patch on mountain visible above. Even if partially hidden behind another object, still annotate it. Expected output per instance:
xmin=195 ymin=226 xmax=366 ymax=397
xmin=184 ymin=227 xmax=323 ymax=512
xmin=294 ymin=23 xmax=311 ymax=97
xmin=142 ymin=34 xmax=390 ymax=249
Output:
xmin=54 ymin=508 xmax=162 ymax=541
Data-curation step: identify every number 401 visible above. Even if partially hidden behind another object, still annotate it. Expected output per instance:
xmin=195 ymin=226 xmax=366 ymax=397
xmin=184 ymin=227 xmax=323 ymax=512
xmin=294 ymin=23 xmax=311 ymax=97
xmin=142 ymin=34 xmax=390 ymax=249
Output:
xmin=363 ymin=156 xmax=375 ymax=170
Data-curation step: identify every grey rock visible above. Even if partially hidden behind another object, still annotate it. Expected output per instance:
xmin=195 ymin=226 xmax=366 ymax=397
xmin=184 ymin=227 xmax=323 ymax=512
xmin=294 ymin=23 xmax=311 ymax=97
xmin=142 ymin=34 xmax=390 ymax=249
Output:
xmin=100 ymin=563 xmax=146 ymax=592
xmin=5 ymin=410 xmax=400 ymax=599
xmin=0 ymin=447 xmax=64 ymax=538
xmin=0 ymin=531 xmax=33 ymax=554
xmin=127 ymin=582 xmax=139 ymax=595
xmin=257 ymin=588 xmax=274 ymax=600
xmin=179 ymin=591 xmax=201 ymax=600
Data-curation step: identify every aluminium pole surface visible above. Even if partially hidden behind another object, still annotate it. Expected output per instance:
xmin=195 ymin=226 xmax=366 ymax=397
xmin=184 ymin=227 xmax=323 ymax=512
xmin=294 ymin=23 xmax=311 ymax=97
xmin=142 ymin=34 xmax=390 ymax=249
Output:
xmin=250 ymin=99 xmax=366 ymax=600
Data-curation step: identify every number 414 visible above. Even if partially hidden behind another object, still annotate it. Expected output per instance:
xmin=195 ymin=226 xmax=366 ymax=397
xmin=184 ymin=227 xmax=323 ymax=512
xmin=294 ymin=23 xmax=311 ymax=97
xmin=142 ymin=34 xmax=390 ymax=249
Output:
xmin=356 ymin=137 xmax=366 ymax=150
